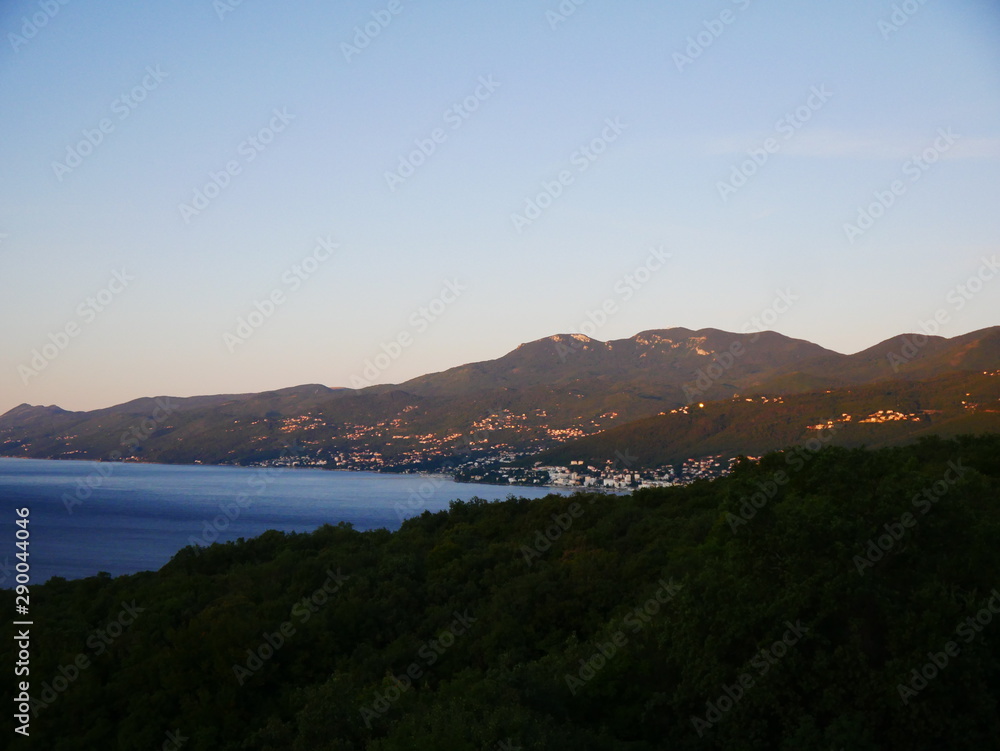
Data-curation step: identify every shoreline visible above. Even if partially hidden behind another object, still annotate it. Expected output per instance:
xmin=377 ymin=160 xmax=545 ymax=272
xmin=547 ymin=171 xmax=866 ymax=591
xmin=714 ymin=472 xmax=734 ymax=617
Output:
xmin=0 ymin=454 xmax=717 ymax=492
xmin=0 ymin=454 xmax=644 ymax=493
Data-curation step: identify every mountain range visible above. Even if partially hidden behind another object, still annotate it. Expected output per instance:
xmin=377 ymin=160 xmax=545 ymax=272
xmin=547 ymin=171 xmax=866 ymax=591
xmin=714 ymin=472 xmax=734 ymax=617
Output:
xmin=2 ymin=325 xmax=998 ymax=470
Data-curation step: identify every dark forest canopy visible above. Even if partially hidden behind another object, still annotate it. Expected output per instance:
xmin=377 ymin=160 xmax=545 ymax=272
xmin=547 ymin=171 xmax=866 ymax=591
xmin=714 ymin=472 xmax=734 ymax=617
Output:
xmin=5 ymin=434 xmax=1000 ymax=750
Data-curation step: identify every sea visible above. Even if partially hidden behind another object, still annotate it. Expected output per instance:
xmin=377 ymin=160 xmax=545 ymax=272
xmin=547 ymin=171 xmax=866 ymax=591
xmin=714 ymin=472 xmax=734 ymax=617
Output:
xmin=0 ymin=457 xmax=571 ymax=584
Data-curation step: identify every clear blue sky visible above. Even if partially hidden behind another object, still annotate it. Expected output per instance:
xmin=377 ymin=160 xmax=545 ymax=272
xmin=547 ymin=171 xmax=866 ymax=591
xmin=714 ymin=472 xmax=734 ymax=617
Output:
xmin=2 ymin=0 xmax=999 ymax=413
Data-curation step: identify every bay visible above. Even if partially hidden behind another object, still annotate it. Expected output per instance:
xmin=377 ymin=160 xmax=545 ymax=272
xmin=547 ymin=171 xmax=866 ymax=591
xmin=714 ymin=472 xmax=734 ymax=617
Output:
xmin=0 ymin=457 xmax=570 ymax=583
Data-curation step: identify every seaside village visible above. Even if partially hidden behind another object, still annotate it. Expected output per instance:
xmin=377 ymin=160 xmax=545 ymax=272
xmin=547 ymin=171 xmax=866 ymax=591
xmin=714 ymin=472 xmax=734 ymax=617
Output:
xmin=208 ymin=378 xmax=1000 ymax=489
xmin=454 ymin=454 xmax=741 ymax=490
xmin=541 ymin=455 xmax=740 ymax=489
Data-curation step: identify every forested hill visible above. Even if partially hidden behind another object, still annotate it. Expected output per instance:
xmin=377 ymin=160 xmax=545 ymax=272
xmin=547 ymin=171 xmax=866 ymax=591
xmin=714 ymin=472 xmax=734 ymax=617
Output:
xmin=6 ymin=434 xmax=1000 ymax=750
xmin=531 ymin=369 xmax=1000 ymax=468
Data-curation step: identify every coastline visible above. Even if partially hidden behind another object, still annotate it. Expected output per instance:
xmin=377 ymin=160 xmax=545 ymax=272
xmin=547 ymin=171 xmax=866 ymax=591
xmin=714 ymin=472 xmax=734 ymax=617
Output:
xmin=0 ymin=453 xmax=724 ymax=492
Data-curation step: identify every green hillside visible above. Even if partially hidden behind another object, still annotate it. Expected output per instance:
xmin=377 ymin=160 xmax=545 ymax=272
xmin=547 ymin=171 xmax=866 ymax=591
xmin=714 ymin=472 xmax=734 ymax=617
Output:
xmin=5 ymin=435 xmax=1000 ymax=750
xmin=531 ymin=371 xmax=1000 ymax=468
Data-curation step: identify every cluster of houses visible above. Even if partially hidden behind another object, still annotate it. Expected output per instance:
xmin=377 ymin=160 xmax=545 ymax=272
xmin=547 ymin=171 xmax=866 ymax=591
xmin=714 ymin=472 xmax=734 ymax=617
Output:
xmin=536 ymin=455 xmax=740 ymax=489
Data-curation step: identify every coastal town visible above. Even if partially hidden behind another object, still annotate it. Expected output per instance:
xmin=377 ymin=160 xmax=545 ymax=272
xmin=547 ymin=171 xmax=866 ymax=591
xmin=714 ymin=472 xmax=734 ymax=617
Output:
xmin=452 ymin=454 xmax=741 ymax=489
xmin=243 ymin=444 xmax=743 ymax=491
xmin=5 ymin=369 xmax=995 ymax=490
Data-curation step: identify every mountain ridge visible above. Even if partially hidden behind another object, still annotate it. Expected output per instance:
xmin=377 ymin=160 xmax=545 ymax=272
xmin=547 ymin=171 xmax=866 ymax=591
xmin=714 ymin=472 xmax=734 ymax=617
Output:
xmin=2 ymin=325 xmax=997 ymax=469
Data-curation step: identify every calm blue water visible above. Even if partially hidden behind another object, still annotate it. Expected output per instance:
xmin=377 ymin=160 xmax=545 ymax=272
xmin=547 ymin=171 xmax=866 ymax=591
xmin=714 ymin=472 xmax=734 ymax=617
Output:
xmin=0 ymin=458 xmax=569 ymax=583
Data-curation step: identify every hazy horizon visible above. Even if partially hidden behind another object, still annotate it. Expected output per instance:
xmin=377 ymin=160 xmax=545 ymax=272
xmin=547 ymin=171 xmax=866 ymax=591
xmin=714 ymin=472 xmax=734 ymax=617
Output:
xmin=5 ymin=321 xmax=998 ymax=414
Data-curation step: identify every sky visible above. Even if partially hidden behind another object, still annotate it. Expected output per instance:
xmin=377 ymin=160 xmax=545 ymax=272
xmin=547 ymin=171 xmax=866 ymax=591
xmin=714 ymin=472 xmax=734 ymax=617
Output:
xmin=1 ymin=0 xmax=999 ymax=415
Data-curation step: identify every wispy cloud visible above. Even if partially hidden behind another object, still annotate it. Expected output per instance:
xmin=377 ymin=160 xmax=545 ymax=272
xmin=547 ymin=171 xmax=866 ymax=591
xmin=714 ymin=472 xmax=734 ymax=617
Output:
xmin=785 ymin=130 xmax=1000 ymax=160
xmin=706 ymin=129 xmax=1000 ymax=160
